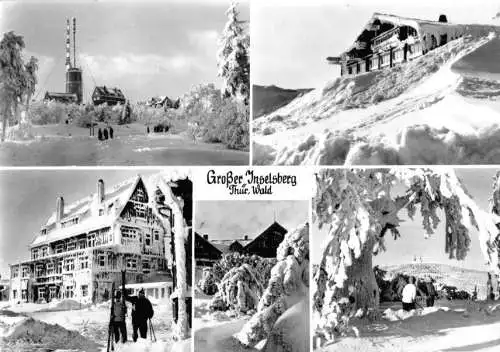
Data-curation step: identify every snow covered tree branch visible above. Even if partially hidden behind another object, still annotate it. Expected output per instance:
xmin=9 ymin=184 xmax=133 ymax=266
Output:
xmin=312 ymin=168 xmax=500 ymax=342
xmin=236 ymin=223 xmax=309 ymax=347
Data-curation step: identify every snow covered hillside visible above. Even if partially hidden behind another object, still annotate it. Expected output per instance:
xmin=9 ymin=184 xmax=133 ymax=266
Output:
xmin=253 ymin=27 xmax=500 ymax=165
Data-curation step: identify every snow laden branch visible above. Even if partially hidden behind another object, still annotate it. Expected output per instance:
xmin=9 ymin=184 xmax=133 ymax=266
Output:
xmin=150 ymin=171 xmax=191 ymax=340
xmin=312 ymin=168 xmax=500 ymax=342
xmin=236 ymin=223 xmax=309 ymax=347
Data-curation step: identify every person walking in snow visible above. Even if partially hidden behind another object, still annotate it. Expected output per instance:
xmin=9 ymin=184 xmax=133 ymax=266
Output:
xmin=402 ymin=276 xmax=417 ymax=311
xmin=112 ymin=290 xmax=128 ymax=343
xmin=125 ymin=288 xmax=154 ymax=342
xmin=424 ymin=277 xmax=437 ymax=307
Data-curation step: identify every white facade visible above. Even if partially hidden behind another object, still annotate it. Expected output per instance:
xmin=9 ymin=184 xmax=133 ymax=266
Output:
xmin=9 ymin=176 xmax=177 ymax=304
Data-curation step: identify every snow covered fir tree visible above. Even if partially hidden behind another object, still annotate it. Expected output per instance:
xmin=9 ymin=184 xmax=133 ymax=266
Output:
xmin=312 ymin=168 xmax=500 ymax=347
xmin=217 ymin=1 xmax=250 ymax=105
xmin=194 ymin=201 xmax=309 ymax=352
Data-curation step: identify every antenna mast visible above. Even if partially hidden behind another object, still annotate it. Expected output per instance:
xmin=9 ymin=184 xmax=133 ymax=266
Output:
xmin=72 ymin=17 xmax=77 ymax=68
xmin=65 ymin=18 xmax=71 ymax=71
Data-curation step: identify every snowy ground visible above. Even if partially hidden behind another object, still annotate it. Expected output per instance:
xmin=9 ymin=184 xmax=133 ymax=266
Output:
xmin=0 ymin=299 xmax=182 ymax=352
xmin=193 ymin=293 xmax=258 ymax=352
xmin=253 ymin=32 xmax=500 ymax=165
xmin=315 ymin=300 xmax=500 ymax=352
xmin=0 ymin=123 xmax=248 ymax=166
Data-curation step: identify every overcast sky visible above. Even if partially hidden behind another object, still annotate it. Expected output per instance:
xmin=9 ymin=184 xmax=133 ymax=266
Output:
xmin=195 ymin=200 xmax=309 ymax=240
xmin=0 ymin=169 xmax=159 ymax=278
xmin=252 ymin=0 xmax=500 ymax=89
xmin=312 ymin=168 xmax=499 ymax=272
xmin=0 ymin=0 xmax=249 ymax=102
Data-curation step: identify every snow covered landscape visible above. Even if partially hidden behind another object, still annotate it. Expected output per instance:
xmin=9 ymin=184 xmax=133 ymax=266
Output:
xmin=194 ymin=200 xmax=309 ymax=352
xmin=0 ymin=299 xmax=184 ymax=352
xmin=253 ymin=17 xmax=500 ymax=165
xmin=311 ymin=168 xmax=500 ymax=351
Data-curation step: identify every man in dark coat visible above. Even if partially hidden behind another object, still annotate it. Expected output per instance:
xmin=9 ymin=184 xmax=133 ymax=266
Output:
xmin=125 ymin=288 xmax=154 ymax=342
xmin=109 ymin=126 xmax=114 ymax=139
xmin=111 ymin=291 xmax=128 ymax=343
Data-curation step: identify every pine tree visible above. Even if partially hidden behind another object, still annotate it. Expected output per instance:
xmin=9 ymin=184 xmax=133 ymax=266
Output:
xmin=312 ymin=168 xmax=500 ymax=342
xmin=217 ymin=1 xmax=250 ymax=105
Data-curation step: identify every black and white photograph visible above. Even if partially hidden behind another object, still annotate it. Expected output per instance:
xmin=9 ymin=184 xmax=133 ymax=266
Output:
xmin=194 ymin=200 xmax=310 ymax=352
xmin=312 ymin=168 xmax=500 ymax=351
xmin=0 ymin=169 xmax=193 ymax=352
xmin=0 ymin=0 xmax=249 ymax=166
xmin=252 ymin=0 xmax=500 ymax=165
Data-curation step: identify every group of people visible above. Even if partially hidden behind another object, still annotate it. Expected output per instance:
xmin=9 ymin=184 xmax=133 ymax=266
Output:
xmin=89 ymin=124 xmax=114 ymax=140
xmin=401 ymin=276 xmax=437 ymax=311
xmin=110 ymin=288 xmax=155 ymax=344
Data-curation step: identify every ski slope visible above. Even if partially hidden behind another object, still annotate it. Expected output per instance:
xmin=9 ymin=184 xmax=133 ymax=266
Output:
xmin=253 ymin=29 xmax=500 ymax=165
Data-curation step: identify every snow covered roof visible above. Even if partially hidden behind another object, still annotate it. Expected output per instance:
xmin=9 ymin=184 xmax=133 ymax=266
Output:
xmin=344 ymin=12 xmax=466 ymax=54
xmin=32 ymin=172 xmax=191 ymax=247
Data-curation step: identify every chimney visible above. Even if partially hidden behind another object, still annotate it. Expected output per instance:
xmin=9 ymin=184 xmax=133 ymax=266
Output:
xmin=97 ymin=179 xmax=105 ymax=203
xmin=244 ymin=235 xmax=248 ymax=241
xmin=203 ymin=235 xmax=208 ymax=240
xmin=56 ymin=196 xmax=64 ymax=224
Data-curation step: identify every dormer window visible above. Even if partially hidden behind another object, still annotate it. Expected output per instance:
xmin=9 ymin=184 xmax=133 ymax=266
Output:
xmin=99 ymin=209 xmax=104 ymax=216
xmin=41 ymin=228 xmax=47 ymax=235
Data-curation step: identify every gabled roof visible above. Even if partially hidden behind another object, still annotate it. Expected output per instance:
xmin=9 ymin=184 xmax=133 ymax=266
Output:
xmin=195 ymin=232 xmax=223 ymax=258
xmin=243 ymin=221 xmax=287 ymax=251
xmin=93 ymin=86 xmax=125 ymax=99
xmin=32 ymin=175 xmax=155 ymax=247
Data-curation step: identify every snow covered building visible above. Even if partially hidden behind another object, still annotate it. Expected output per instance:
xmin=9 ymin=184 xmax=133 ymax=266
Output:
xmin=195 ymin=221 xmax=288 ymax=266
xmin=9 ymin=175 xmax=186 ymax=304
xmin=243 ymin=221 xmax=287 ymax=258
xmin=328 ymin=13 xmax=466 ymax=76
xmin=92 ymin=86 xmax=126 ymax=106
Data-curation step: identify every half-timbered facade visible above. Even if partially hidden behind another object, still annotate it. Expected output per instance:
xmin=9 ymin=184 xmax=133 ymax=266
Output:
xmin=9 ymin=175 xmax=181 ymax=304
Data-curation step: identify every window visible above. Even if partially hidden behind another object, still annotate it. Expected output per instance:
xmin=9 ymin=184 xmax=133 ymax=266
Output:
xmin=67 ymin=241 xmax=76 ymax=251
xmin=81 ymin=285 xmax=88 ymax=297
xmin=64 ymin=258 xmax=75 ymax=271
xmin=12 ymin=290 xmax=17 ymax=299
xmin=12 ymin=267 xmax=19 ymax=278
xmin=38 ymin=287 xmax=46 ymax=301
xmin=22 ymin=266 xmax=30 ymax=278
xmin=80 ymin=256 xmax=88 ymax=269
xmin=98 ymin=255 xmax=106 ymax=267
xmin=145 ymin=233 xmax=151 ymax=246
xmin=47 ymin=263 xmax=54 ymax=275
xmin=49 ymin=287 xmax=57 ymax=299
xmin=99 ymin=209 xmax=104 ymax=216
xmin=32 ymin=249 xmax=39 ymax=260
xmin=41 ymin=228 xmax=47 ymax=235
xmin=154 ymin=230 xmax=160 ymax=241
xmin=126 ymin=258 xmax=137 ymax=270
xmin=65 ymin=286 xmax=74 ymax=298
xmin=79 ymin=239 xmax=87 ymax=249
xmin=42 ymin=247 xmax=48 ymax=257
xmin=22 ymin=290 xmax=27 ymax=300
xmin=348 ymin=66 xmax=352 ymax=75
xmin=142 ymin=260 xmax=150 ymax=273
xmin=35 ymin=265 xmax=44 ymax=277
xmin=161 ymin=288 xmax=165 ymax=298
xmin=55 ymin=244 xmax=64 ymax=254
xmin=121 ymin=226 xmax=138 ymax=239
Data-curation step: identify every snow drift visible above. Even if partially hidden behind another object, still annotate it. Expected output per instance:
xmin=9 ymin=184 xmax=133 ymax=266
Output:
xmin=0 ymin=311 xmax=101 ymax=351
xmin=253 ymin=28 xmax=500 ymax=165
